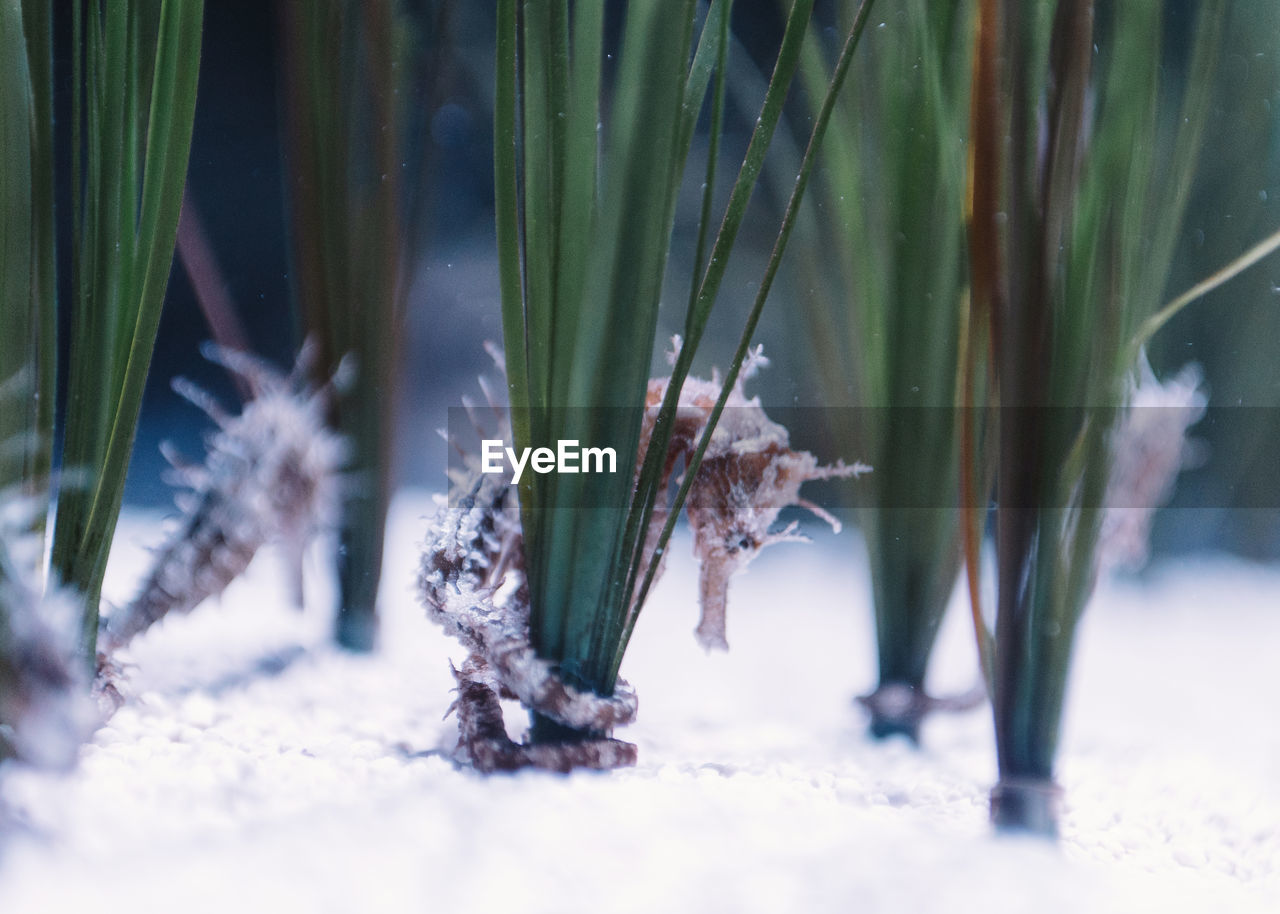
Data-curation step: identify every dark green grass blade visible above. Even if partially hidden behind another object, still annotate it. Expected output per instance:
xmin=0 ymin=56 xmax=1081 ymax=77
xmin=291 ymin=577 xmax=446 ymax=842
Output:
xmin=799 ymin=0 xmax=975 ymax=705
xmin=335 ymin=0 xmax=408 ymax=651
xmin=52 ymin=0 xmax=205 ymax=660
xmin=1 ymin=0 xmax=37 ymax=498
xmin=494 ymin=0 xmax=542 ymax=600
xmin=23 ymin=0 xmax=57 ymax=519
xmin=0 ymin=0 xmax=58 ymax=564
xmin=684 ymin=0 xmax=732 ymax=318
xmin=518 ymin=0 xmax=562 ymax=424
xmin=279 ymin=0 xmax=416 ymax=650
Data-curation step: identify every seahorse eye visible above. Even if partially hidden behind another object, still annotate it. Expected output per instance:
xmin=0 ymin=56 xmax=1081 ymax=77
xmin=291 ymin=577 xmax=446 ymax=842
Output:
xmin=728 ymin=534 xmax=754 ymax=553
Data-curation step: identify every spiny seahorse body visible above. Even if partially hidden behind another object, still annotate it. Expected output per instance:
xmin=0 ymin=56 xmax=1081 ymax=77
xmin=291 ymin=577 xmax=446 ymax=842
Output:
xmin=640 ymin=341 xmax=869 ymax=650
xmin=101 ymin=345 xmax=346 ymax=652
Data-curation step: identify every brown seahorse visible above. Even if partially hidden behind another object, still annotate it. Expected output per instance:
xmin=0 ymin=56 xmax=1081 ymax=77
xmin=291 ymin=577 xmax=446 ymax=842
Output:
xmin=638 ymin=338 xmax=869 ymax=650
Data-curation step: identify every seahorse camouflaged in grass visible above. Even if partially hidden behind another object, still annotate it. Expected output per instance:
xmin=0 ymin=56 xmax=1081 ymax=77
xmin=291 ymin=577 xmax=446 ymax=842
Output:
xmin=100 ymin=344 xmax=347 ymax=654
xmin=420 ymin=364 xmax=639 ymax=771
xmin=639 ymin=340 xmax=869 ymax=651
xmin=420 ymin=347 xmax=863 ymax=771
xmin=419 ymin=468 xmax=641 ymax=773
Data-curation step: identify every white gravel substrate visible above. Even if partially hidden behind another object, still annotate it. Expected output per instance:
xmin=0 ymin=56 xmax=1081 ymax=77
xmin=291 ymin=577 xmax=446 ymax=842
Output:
xmin=1 ymin=492 xmax=1277 ymax=913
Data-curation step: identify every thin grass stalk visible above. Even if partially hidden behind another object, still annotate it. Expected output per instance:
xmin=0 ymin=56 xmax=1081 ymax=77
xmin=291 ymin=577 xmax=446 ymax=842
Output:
xmin=684 ymin=2 xmax=731 ymax=319
xmin=1133 ymin=226 xmax=1280 ymax=357
xmin=967 ymin=0 xmax=1225 ymax=836
xmin=278 ymin=0 xmax=412 ymax=651
xmin=50 ymin=0 xmax=205 ymax=662
xmin=20 ymin=0 xmax=58 ymax=523
xmin=494 ymin=0 xmax=533 ymax=564
xmin=960 ymin=0 xmax=1001 ymax=693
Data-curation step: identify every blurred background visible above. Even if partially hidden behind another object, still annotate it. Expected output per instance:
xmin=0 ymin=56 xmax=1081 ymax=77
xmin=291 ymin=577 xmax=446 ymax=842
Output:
xmin=67 ymin=0 xmax=1279 ymax=561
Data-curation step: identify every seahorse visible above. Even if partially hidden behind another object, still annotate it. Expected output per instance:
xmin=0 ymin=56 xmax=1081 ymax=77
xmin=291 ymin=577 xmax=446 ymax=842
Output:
xmin=639 ymin=338 xmax=870 ymax=650
xmin=100 ymin=342 xmax=347 ymax=652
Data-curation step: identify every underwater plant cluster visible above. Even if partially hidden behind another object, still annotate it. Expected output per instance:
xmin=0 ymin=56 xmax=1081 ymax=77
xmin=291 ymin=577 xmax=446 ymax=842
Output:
xmin=3 ymin=2 xmax=1279 ymax=888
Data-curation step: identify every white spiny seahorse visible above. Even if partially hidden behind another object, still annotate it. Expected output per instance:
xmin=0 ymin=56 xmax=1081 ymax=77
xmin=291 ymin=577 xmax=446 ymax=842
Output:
xmin=100 ymin=342 xmax=347 ymax=653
